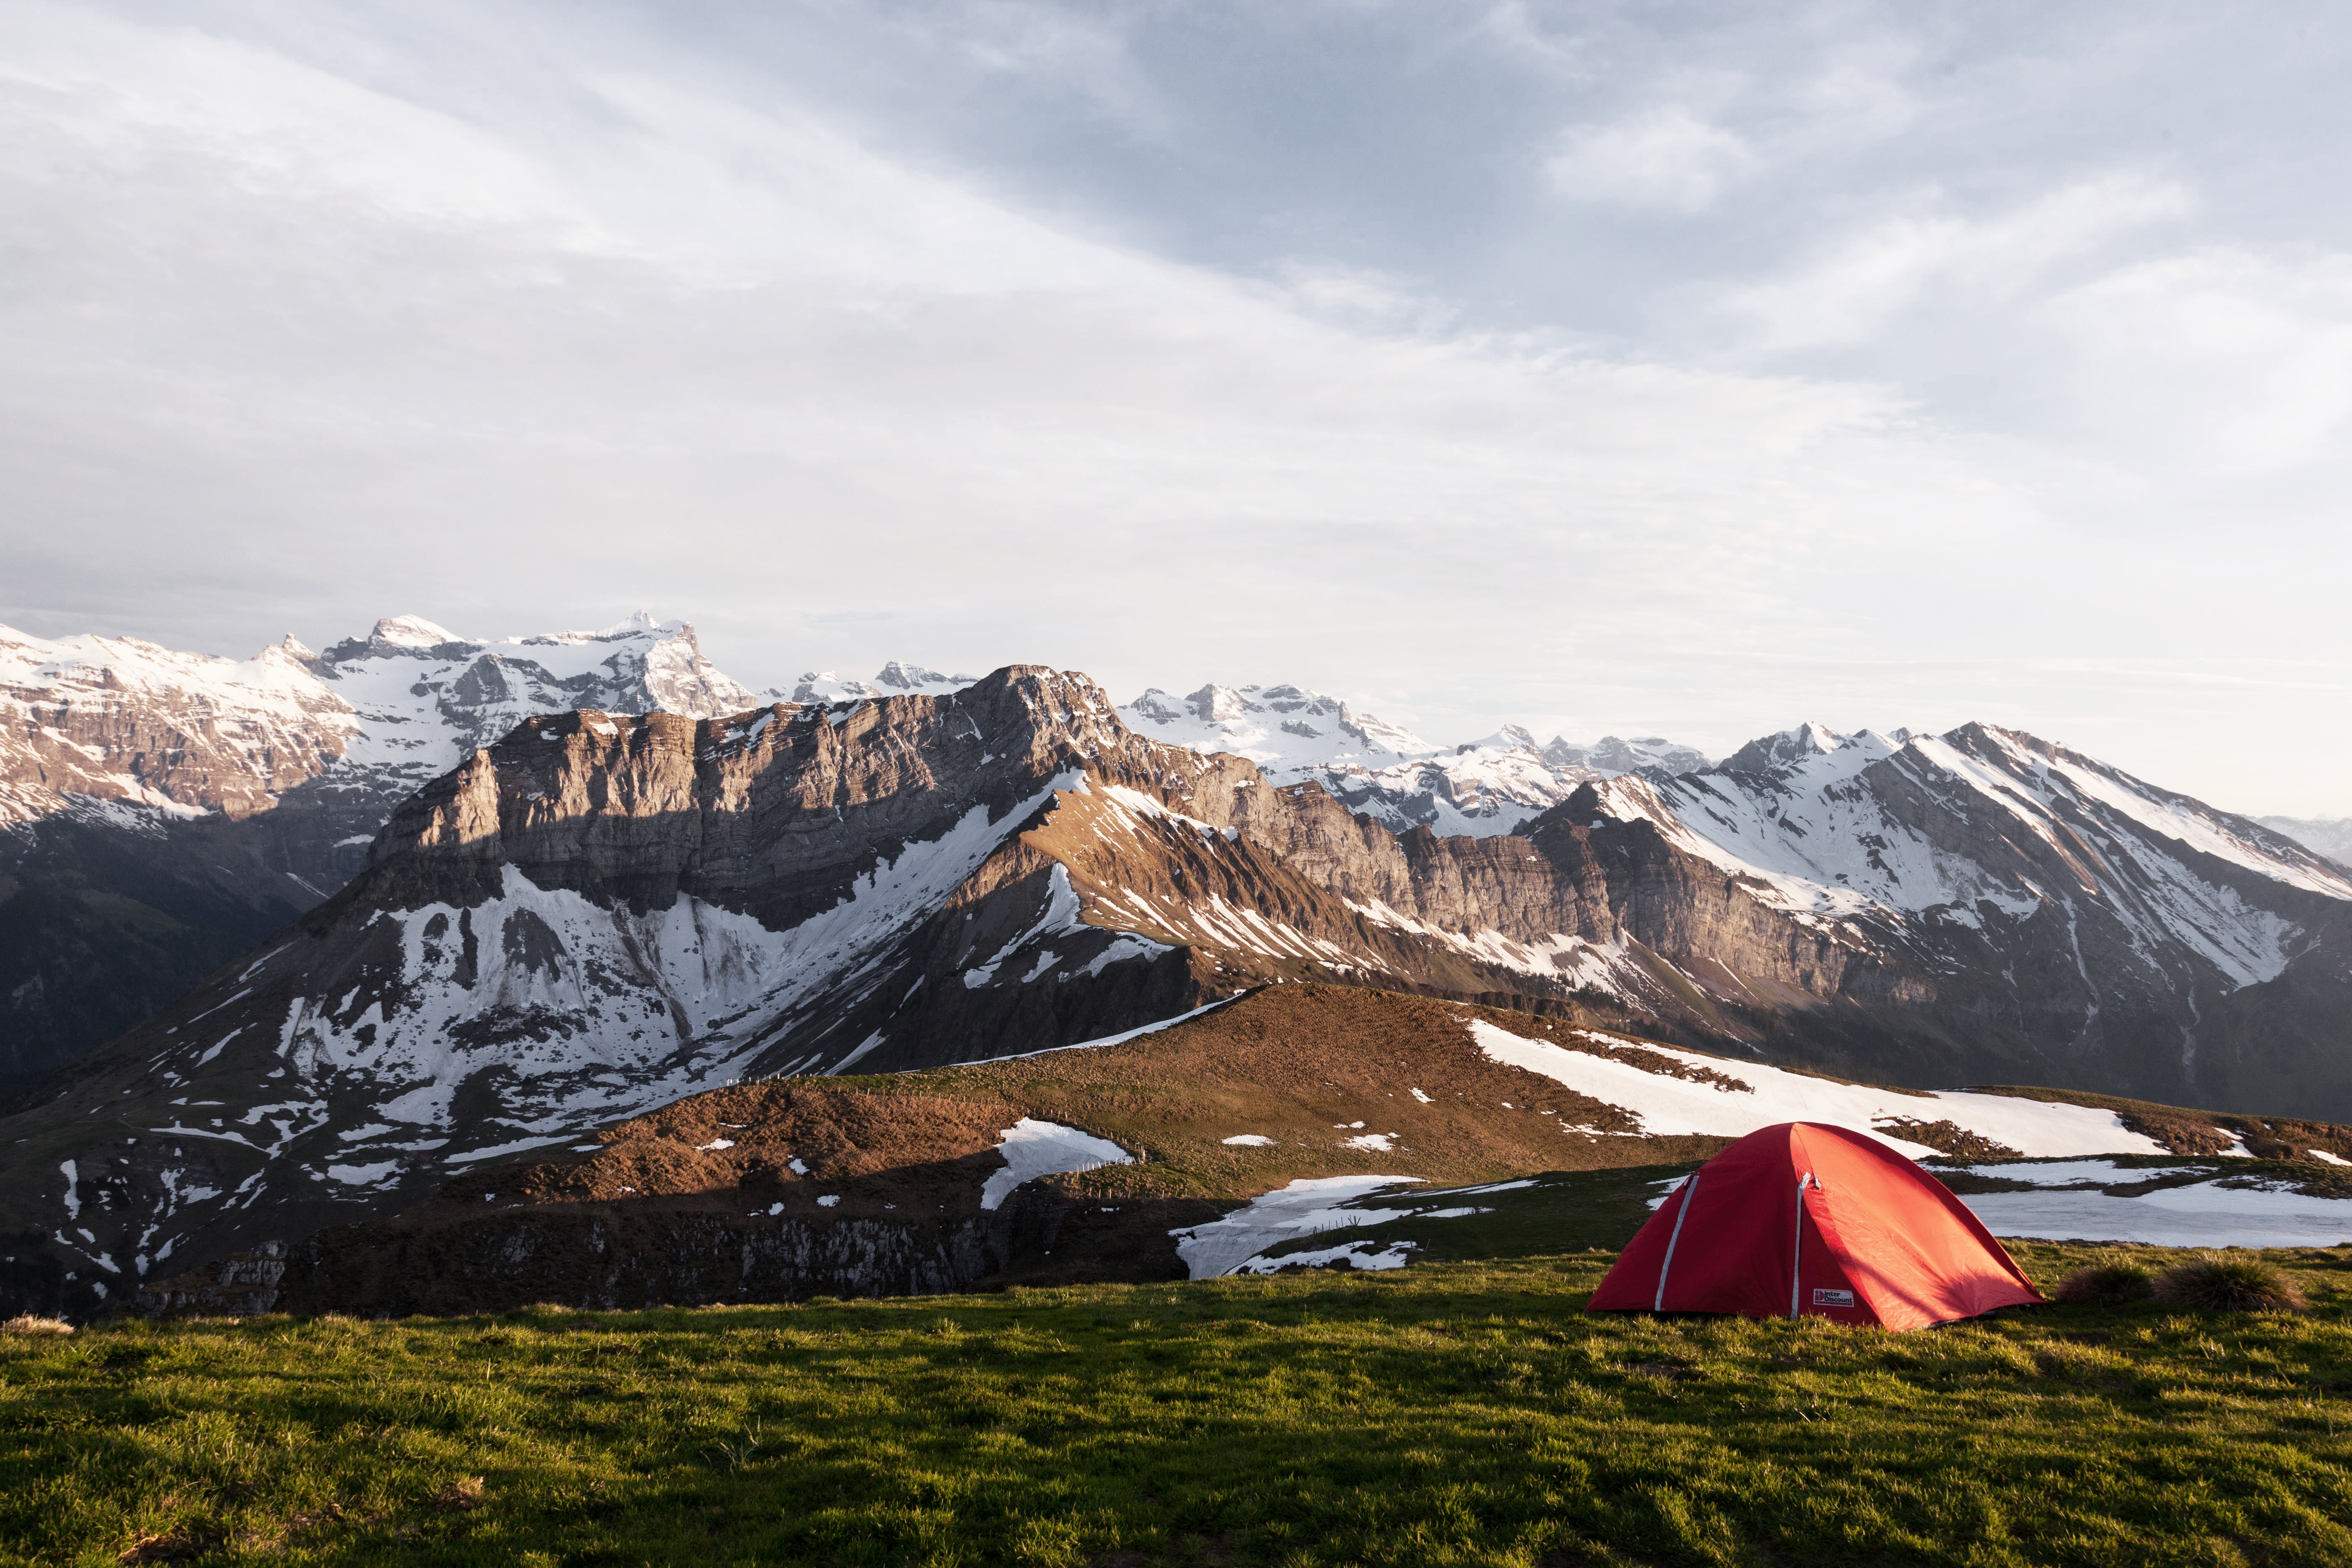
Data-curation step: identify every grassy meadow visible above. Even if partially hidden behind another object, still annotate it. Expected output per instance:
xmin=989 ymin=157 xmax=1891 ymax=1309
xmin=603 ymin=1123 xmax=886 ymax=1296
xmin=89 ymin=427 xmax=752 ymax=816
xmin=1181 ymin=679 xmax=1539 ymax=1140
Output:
xmin=5 ymin=1244 xmax=2352 ymax=1567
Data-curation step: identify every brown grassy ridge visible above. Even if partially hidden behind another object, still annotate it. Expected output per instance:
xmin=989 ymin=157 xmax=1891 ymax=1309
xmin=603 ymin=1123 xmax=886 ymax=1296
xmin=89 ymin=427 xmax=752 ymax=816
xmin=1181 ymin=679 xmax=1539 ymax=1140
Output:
xmin=448 ymin=986 xmax=1742 ymax=1218
xmin=771 ymin=985 xmax=1732 ymax=1203
xmin=467 ymin=985 xmax=2352 ymax=1216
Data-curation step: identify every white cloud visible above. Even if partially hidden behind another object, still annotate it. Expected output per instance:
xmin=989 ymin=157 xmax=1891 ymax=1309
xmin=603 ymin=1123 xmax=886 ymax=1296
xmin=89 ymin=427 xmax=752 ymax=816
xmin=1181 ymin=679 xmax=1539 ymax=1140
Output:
xmin=2040 ymin=248 xmax=2352 ymax=478
xmin=1724 ymin=172 xmax=2192 ymax=351
xmin=1546 ymin=106 xmax=1757 ymax=212
xmin=7 ymin=0 xmax=2352 ymax=813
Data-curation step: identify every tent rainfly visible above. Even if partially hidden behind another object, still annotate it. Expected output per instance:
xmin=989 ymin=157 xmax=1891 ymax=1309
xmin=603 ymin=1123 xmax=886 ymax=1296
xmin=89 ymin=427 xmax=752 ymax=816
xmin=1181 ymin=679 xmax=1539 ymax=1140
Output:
xmin=1587 ymin=1121 xmax=2044 ymax=1331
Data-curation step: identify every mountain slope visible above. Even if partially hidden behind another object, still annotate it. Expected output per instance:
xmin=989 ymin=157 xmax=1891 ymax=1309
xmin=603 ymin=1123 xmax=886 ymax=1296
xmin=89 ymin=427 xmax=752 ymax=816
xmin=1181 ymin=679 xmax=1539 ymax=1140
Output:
xmin=131 ymin=983 xmax=2352 ymax=1317
xmin=1589 ymin=721 xmax=2352 ymax=1111
xmin=0 ymin=614 xmax=753 ymax=1081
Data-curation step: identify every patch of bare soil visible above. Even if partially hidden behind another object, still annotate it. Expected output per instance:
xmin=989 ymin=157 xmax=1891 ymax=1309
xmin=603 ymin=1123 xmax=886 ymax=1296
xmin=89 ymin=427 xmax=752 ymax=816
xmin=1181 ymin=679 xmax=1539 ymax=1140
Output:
xmin=1873 ymin=1117 xmax=2022 ymax=1160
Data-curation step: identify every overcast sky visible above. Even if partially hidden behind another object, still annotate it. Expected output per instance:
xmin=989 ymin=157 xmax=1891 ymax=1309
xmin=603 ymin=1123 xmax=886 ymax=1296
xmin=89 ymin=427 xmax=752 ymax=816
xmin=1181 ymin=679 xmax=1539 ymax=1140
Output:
xmin=5 ymin=2 xmax=2351 ymax=813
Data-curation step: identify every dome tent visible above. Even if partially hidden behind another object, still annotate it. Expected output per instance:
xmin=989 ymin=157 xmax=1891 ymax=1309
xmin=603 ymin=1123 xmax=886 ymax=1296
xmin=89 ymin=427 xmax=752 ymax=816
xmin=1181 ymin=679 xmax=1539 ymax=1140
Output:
xmin=1587 ymin=1122 xmax=2043 ymax=1331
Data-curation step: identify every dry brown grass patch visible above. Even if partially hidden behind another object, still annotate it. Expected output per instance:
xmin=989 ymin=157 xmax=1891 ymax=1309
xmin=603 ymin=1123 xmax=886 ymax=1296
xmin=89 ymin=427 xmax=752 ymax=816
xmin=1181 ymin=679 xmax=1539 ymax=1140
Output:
xmin=2151 ymin=1255 xmax=2308 ymax=1313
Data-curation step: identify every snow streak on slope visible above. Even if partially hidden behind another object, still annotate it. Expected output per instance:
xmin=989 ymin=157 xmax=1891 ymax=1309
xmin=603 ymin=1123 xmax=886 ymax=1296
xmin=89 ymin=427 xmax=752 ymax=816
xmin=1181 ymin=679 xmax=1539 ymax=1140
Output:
xmin=255 ymin=785 xmax=1070 ymax=1173
xmin=1464 ymin=1019 xmax=2169 ymax=1158
xmin=1344 ymin=897 xmax=1653 ymax=998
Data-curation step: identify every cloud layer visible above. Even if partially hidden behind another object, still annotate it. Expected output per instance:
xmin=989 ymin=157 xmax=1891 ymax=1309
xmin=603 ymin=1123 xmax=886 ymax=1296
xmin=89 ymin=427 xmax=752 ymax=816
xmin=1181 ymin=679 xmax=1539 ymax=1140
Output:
xmin=4 ymin=1 xmax=2351 ymax=813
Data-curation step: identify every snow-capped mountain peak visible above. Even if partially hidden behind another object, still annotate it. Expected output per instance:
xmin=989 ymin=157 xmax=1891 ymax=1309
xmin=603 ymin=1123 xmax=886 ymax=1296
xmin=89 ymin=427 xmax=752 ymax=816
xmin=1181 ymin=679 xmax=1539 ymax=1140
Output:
xmin=770 ymin=663 xmax=979 ymax=704
xmin=0 ymin=622 xmax=362 ymax=824
xmin=1467 ymin=724 xmax=1541 ymax=754
xmin=1119 ymin=680 xmax=1711 ymax=838
xmin=1120 ymin=681 xmax=1436 ymax=769
xmin=366 ymin=614 xmax=466 ymax=649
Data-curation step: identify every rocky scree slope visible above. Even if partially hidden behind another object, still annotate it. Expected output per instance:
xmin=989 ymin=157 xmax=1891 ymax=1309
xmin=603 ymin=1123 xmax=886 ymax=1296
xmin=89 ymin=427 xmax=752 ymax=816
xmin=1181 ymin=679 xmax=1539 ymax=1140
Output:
xmin=0 ymin=614 xmax=751 ymax=1081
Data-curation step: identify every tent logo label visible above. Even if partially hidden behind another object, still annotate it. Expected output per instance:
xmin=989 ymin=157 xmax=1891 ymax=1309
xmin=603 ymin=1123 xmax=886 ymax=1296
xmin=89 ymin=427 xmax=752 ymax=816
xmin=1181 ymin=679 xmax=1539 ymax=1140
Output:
xmin=1811 ymin=1288 xmax=1857 ymax=1307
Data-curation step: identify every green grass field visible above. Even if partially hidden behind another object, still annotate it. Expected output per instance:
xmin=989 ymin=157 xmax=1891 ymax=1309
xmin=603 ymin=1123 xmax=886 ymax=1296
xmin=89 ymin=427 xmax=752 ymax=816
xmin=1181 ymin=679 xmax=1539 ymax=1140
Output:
xmin=6 ymin=1244 xmax=2352 ymax=1567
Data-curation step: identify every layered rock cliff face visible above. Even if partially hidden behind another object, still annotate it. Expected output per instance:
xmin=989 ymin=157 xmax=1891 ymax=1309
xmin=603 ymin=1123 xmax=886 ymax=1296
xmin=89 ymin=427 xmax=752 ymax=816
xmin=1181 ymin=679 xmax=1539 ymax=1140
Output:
xmin=10 ymin=665 xmax=2352 ymax=1321
xmin=0 ymin=614 xmax=752 ymax=1081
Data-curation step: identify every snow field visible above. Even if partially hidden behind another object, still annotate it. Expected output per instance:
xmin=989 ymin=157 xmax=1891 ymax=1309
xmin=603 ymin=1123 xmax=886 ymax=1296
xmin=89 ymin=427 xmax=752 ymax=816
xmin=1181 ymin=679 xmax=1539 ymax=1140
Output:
xmin=1168 ymin=1175 xmax=1427 ymax=1279
xmin=1463 ymin=1018 xmax=2169 ymax=1158
xmin=980 ymin=1119 xmax=1134 ymax=1211
xmin=1959 ymin=1181 xmax=2352 ymax=1248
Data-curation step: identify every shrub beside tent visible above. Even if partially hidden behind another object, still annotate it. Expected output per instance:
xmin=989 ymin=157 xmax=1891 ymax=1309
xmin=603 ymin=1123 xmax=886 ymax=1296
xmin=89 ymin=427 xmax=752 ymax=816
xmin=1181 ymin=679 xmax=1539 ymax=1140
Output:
xmin=1588 ymin=1121 xmax=2043 ymax=1331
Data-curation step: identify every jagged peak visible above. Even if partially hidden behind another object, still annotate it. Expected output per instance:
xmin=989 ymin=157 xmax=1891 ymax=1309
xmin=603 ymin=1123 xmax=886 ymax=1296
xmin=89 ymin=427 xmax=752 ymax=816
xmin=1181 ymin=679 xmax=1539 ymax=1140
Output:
xmin=1718 ymin=720 xmax=1849 ymax=776
xmin=369 ymin=614 xmax=464 ymax=648
xmin=1461 ymin=724 xmax=1540 ymax=754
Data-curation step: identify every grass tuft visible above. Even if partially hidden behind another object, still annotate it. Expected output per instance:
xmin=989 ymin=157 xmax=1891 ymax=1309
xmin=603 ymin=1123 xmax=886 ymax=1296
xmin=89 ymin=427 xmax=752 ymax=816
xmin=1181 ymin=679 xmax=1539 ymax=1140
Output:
xmin=0 ymin=1315 xmax=74 ymax=1336
xmin=2152 ymin=1254 xmax=2309 ymax=1313
xmin=2053 ymin=1263 xmax=2153 ymax=1306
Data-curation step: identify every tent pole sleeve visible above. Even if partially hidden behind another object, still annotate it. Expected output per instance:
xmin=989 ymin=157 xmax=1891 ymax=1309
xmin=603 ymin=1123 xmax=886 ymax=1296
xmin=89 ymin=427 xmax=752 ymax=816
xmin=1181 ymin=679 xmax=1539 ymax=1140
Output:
xmin=1789 ymin=1173 xmax=1812 ymax=1319
xmin=1653 ymin=1171 xmax=1700 ymax=1312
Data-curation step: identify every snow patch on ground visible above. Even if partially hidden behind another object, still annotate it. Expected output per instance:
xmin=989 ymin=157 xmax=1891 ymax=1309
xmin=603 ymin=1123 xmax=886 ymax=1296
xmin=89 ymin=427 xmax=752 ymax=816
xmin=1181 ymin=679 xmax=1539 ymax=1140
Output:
xmin=1170 ymin=1175 xmax=1427 ymax=1279
xmin=998 ymin=996 xmax=1245 ymax=1060
xmin=1463 ymin=1018 xmax=2168 ymax=1158
xmin=1228 ymin=1240 xmax=1418 ymax=1274
xmin=1222 ymin=1134 xmax=1276 ymax=1147
xmin=1961 ymin=1181 xmax=2352 ymax=1247
xmin=980 ymin=1119 xmax=1134 ymax=1210
xmin=1950 ymin=1160 xmax=2207 ymax=1186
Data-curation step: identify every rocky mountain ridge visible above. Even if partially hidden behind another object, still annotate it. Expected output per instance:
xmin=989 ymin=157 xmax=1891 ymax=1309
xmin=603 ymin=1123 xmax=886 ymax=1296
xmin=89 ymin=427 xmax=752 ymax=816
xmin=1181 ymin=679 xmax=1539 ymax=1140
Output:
xmin=0 ymin=631 xmax=1713 ymax=1083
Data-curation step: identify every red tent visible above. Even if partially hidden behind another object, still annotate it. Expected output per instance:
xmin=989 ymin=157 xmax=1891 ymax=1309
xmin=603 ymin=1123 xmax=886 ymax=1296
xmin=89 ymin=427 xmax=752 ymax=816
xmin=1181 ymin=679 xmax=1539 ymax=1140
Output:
xmin=1587 ymin=1121 xmax=2043 ymax=1331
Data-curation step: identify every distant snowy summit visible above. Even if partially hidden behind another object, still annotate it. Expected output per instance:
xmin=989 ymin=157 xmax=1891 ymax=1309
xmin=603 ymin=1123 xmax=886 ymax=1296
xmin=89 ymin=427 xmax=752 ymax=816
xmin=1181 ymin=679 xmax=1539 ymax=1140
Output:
xmin=766 ymin=660 xmax=978 ymax=705
xmin=2258 ymin=816 xmax=2352 ymax=868
xmin=0 ymin=609 xmax=752 ymax=845
xmin=1118 ymin=680 xmax=1711 ymax=836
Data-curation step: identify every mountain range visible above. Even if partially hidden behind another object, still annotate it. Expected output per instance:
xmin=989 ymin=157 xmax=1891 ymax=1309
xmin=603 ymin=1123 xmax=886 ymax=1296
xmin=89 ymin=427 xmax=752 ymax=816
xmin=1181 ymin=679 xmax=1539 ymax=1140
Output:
xmin=7 ymin=613 xmax=2352 ymax=1319
xmin=0 ymin=618 xmax=1692 ymax=1083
